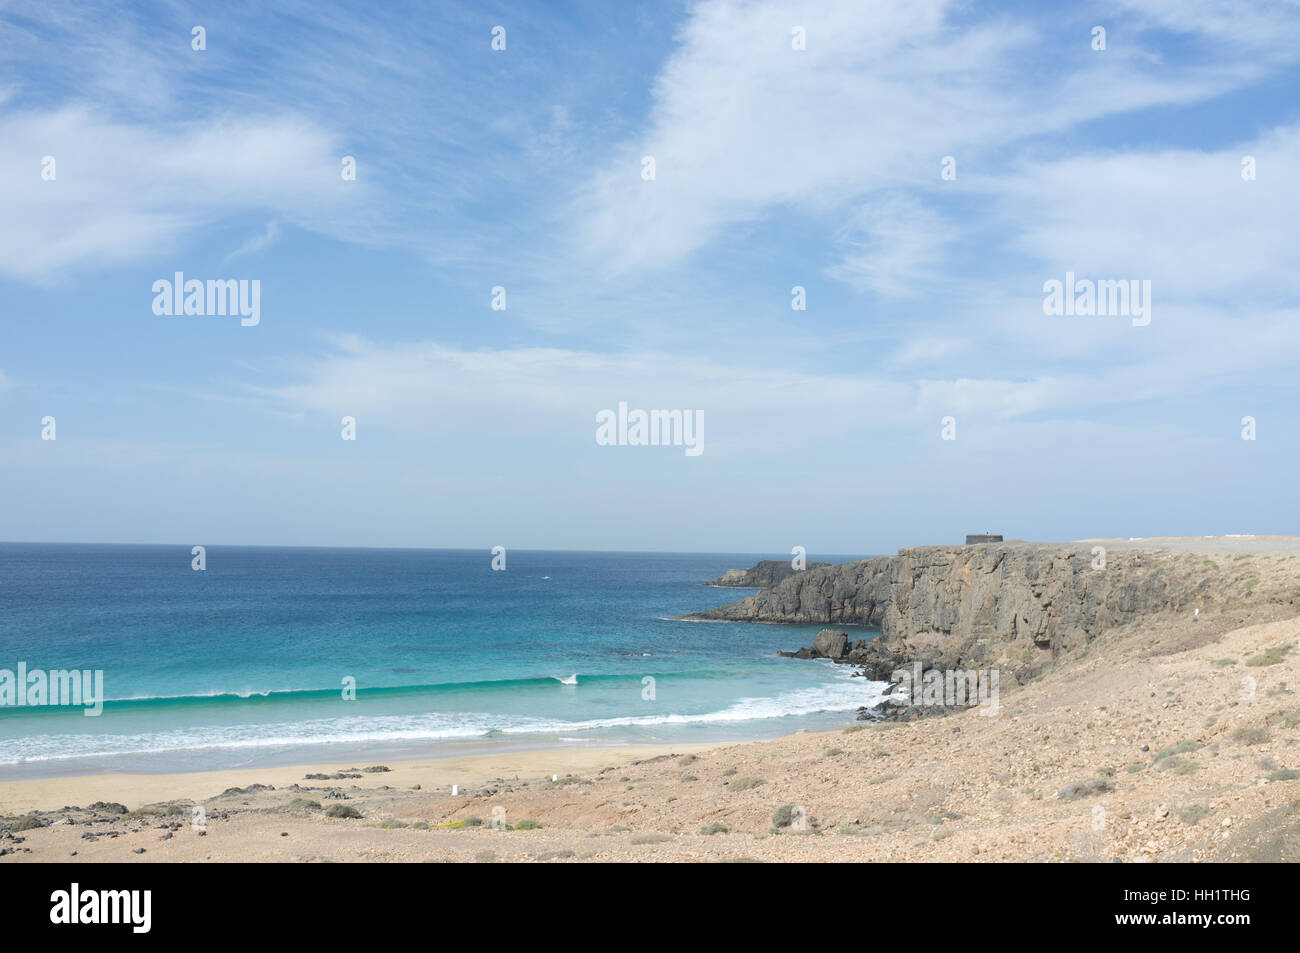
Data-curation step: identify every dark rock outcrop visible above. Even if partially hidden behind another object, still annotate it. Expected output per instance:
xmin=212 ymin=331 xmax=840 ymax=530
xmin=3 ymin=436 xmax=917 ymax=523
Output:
xmin=777 ymin=628 xmax=856 ymax=660
xmin=693 ymin=543 xmax=1300 ymax=681
xmin=705 ymin=559 xmax=830 ymax=588
xmin=87 ymin=802 xmax=128 ymax=815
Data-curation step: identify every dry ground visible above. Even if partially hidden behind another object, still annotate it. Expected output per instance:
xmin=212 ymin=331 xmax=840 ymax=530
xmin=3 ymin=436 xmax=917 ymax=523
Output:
xmin=4 ymin=601 xmax=1298 ymax=862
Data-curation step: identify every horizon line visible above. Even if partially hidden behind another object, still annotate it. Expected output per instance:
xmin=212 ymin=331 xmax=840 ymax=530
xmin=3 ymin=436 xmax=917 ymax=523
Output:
xmin=0 ymin=539 xmax=886 ymax=559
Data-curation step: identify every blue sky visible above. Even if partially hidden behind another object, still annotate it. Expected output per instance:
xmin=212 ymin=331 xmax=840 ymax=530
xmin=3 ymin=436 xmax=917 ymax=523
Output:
xmin=1 ymin=0 xmax=1298 ymax=554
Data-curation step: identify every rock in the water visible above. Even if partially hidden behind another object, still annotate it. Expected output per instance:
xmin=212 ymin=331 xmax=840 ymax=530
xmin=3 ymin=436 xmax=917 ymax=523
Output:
xmin=704 ymin=559 xmax=830 ymax=589
xmin=811 ymin=629 xmax=849 ymax=659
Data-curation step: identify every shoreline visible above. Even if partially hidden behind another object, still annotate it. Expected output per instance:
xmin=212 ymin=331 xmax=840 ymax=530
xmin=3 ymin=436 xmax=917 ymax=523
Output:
xmin=0 ymin=741 xmax=730 ymax=815
xmin=3 ymin=607 xmax=1297 ymax=862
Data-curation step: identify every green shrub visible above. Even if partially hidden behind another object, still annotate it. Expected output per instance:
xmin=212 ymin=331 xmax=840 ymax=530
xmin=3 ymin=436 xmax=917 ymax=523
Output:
xmin=1245 ymin=645 xmax=1293 ymax=667
xmin=700 ymin=822 xmax=728 ymax=835
xmin=729 ymin=776 xmax=765 ymax=791
xmin=324 ymin=804 xmax=362 ymax=819
xmin=1231 ymin=725 xmax=1269 ymax=746
xmin=10 ymin=815 xmax=43 ymax=832
xmin=823 ymin=748 xmax=845 ymax=757
xmin=512 ymin=819 xmax=541 ymax=830
xmin=1267 ymin=769 xmax=1300 ymax=781
xmin=1179 ymin=804 xmax=1211 ymax=825
xmin=771 ymin=804 xmax=798 ymax=828
xmin=1153 ymin=740 xmax=1199 ymax=763
xmin=1056 ymin=778 xmax=1112 ymax=801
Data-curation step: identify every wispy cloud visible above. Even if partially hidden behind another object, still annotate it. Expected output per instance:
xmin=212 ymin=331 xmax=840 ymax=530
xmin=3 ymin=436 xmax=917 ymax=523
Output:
xmin=224 ymin=220 xmax=281 ymax=262
xmin=0 ymin=107 xmax=366 ymax=281
xmin=571 ymin=0 xmax=1300 ymax=282
xmin=827 ymin=195 xmax=956 ymax=297
xmin=5 ymin=0 xmax=1300 ymax=550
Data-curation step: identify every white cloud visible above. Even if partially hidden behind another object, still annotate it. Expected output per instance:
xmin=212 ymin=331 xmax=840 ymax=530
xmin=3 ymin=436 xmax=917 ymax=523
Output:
xmin=225 ymin=220 xmax=282 ymax=262
xmin=892 ymin=337 xmax=967 ymax=367
xmin=250 ymin=328 xmax=1283 ymax=453
xmin=0 ymin=107 xmax=372 ymax=281
xmin=573 ymin=0 xmax=1300 ymax=278
xmin=997 ymin=126 xmax=1300 ymax=304
xmin=574 ymin=0 xmax=1030 ymax=274
xmin=827 ymin=195 xmax=955 ymax=297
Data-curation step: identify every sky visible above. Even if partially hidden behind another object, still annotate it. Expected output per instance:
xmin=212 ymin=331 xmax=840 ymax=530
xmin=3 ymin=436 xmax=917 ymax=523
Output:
xmin=1 ymin=0 xmax=1298 ymax=555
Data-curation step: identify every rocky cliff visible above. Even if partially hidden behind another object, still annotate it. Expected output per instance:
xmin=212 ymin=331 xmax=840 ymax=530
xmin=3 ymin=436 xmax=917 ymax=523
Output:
xmin=704 ymin=559 xmax=830 ymax=588
xmin=689 ymin=543 xmax=1300 ymax=680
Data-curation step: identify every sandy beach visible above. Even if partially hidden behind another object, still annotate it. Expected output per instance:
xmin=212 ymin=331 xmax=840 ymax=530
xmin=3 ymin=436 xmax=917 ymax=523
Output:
xmin=0 ymin=743 xmax=720 ymax=816
xmin=3 ymin=592 xmax=1297 ymax=862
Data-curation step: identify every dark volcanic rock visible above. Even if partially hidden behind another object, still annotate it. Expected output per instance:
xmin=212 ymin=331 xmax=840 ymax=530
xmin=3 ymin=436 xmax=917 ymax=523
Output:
xmin=220 ymin=784 xmax=275 ymax=796
xmin=705 ymin=559 xmax=830 ymax=588
xmin=87 ymin=802 xmax=128 ymax=815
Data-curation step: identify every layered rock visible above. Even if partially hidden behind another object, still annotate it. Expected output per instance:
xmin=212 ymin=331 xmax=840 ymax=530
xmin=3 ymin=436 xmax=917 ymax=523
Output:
xmin=777 ymin=628 xmax=851 ymax=660
xmin=704 ymin=559 xmax=829 ymax=588
xmin=692 ymin=543 xmax=1300 ymax=681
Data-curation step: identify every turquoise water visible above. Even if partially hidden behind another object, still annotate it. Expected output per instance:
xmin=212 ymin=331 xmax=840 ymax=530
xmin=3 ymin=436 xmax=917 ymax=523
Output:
xmin=0 ymin=544 xmax=884 ymax=777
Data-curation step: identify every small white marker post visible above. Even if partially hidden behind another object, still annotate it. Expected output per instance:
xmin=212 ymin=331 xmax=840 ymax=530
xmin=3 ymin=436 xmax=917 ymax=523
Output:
xmin=552 ymin=774 xmax=558 ymax=782
xmin=451 ymin=784 xmax=458 ymax=796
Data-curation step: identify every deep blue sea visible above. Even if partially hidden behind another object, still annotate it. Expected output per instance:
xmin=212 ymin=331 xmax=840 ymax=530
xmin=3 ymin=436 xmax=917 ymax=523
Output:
xmin=0 ymin=544 xmax=885 ymax=777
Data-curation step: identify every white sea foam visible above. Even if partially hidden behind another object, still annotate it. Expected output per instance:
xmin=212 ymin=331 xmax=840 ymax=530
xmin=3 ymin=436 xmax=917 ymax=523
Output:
xmin=0 ymin=670 xmax=889 ymax=766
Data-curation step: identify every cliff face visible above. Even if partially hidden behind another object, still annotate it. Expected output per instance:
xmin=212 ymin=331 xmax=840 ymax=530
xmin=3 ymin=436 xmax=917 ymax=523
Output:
xmin=705 ymin=559 xmax=830 ymax=588
xmin=690 ymin=544 xmax=1300 ymax=678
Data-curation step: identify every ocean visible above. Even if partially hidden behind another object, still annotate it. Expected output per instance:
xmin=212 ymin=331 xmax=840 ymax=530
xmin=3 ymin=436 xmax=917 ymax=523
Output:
xmin=0 ymin=544 xmax=886 ymax=778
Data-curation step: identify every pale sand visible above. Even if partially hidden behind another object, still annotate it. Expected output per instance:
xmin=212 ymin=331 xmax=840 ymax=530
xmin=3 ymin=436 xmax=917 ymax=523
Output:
xmin=3 ymin=603 xmax=1298 ymax=862
xmin=0 ymin=743 xmax=721 ymax=816
xmin=4 ymin=536 xmax=1300 ymax=862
